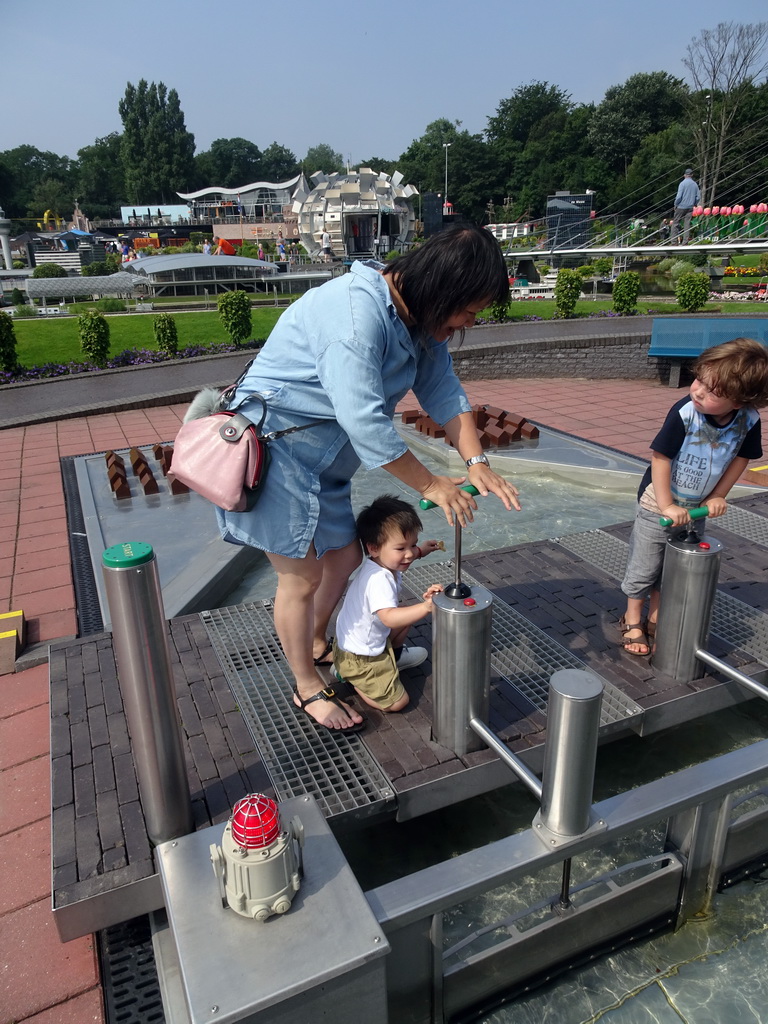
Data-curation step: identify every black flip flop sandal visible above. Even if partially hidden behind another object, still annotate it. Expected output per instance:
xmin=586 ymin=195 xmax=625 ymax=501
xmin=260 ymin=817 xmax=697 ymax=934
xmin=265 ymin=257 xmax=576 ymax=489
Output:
xmin=313 ymin=638 xmax=334 ymax=665
xmin=293 ymin=687 xmax=366 ymax=733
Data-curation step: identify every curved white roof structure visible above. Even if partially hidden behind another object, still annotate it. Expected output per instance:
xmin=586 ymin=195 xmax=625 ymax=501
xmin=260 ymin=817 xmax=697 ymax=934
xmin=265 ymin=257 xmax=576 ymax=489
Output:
xmin=123 ymin=253 xmax=276 ymax=275
xmin=177 ymin=175 xmax=305 ymax=201
xmin=26 ymin=271 xmax=140 ymax=299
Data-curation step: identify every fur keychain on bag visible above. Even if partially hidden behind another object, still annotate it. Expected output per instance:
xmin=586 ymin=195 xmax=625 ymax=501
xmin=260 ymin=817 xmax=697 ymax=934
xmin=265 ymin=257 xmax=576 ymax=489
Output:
xmin=184 ymin=387 xmax=226 ymax=422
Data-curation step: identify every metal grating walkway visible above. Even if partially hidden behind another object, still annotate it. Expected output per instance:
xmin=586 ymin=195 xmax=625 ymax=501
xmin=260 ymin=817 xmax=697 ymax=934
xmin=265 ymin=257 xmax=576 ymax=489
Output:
xmin=717 ymin=505 xmax=768 ymax=547
xmin=200 ymin=604 xmax=395 ymax=824
xmin=554 ymin=530 xmax=768 ymax=668
xmin=403 ymin=562 xmax=642 ymax=730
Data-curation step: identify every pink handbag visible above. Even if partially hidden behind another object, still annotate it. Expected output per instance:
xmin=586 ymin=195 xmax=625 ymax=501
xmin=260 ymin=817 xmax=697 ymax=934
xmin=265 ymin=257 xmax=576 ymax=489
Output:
xmin=171 ymin=391 xmax=323 ymax=512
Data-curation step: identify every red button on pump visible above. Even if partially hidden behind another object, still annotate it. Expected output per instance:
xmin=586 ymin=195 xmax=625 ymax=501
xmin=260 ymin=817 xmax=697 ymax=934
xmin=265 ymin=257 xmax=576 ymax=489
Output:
xmin=699 ymin=542 xmax=711 ymax=550
xmin=464 ymin=598 xmax=476 ymax=606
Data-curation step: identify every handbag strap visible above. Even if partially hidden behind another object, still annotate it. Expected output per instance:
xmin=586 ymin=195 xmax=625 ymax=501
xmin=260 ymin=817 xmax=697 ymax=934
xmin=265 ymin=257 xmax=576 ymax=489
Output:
xmin=224 ymin=391 xmax=325 ymax=442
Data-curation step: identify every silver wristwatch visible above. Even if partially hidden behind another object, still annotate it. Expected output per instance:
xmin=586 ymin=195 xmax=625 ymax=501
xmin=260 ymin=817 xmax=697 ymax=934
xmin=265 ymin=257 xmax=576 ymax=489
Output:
xmin=466 ymin=454 xmax=490 ymax=469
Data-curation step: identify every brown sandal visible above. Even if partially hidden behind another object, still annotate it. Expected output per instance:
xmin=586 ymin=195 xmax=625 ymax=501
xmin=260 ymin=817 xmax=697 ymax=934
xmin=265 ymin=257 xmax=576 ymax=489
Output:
xmin=619 ymin=617 xmax=650 ymax=657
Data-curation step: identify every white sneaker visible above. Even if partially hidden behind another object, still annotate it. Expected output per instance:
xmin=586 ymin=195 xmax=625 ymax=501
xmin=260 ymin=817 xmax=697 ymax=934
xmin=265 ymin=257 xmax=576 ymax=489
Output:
xmin=396 ymin=645 xmax=428 ymax=670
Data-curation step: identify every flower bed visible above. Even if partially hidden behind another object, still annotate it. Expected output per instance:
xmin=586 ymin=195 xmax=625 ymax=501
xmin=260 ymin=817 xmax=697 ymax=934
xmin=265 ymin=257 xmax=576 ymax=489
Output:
xmin=1 ymin=339 xmax=262 ymax=387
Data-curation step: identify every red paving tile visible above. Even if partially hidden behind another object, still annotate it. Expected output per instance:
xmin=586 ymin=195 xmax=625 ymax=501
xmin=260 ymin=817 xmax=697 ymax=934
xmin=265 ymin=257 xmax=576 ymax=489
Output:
xmin=0 ymin=703 xmax=50 ymax=770
xmin=21 ymin=988 xmax=105 ymax=1024
xmin=13 ymin=565 xmax=73 ymax=599
xmin=0 ymin=818 xmax=52 ymax=914
xmin=0 ymin=899 xmax=101 ymax=1023
xmin=0 ymin=756 xmax=50 ymax=835
xmin=14 ymin=585 xmax=75 ymax=618
xmin=0 ymin=663 xmax=49 ymax=716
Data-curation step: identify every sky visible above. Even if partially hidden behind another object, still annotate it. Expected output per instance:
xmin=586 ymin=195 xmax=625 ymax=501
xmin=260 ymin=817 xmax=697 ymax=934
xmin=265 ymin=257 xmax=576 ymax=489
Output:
xmin=3 ymin=0 xmax=768 ymax=168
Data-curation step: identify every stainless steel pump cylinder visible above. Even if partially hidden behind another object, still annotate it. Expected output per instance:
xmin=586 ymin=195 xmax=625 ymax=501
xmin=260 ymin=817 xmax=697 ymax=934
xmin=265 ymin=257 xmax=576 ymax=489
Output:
xmin=539 ymin=669 xmax=603 ymax=837
xmin=431 ymin=585 xmax=493 ymax=754
xmin=652 ymin=534 xmax=722 ymax=681
xmin=102 ymin=542 xmax=194 ymax=844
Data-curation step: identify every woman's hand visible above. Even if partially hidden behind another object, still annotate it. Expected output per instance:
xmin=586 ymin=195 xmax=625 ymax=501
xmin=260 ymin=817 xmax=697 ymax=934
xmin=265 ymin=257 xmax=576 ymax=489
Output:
xmin=420 ymin=475 xmax=478 ymax=527
xmin=467 ymin=461 xmax=521 ymax=511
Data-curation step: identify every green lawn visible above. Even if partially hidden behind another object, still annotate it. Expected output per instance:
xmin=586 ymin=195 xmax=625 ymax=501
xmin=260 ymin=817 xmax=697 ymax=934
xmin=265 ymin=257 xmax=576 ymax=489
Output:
xmin=8 ymin=298 xmax=768 ymax=373
xmin=11 ymin=308 xmax=284 ymax=367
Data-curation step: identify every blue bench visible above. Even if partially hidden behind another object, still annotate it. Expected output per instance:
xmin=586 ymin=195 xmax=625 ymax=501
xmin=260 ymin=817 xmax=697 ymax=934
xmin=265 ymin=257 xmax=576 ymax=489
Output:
xmin=649 ymin=318 xmax=768 ymax=386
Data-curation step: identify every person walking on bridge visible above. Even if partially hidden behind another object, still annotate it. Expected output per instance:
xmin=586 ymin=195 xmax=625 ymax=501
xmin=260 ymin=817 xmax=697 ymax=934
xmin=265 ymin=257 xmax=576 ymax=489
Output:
xmin=669 ymin=169 xmax=700 ymax=245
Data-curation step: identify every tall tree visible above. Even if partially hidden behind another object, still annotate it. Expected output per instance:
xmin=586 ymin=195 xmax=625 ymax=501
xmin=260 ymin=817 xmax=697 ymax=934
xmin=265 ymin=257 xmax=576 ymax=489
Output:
xmin=194 ymin=137 xmax=262 ymax=188
xmin=588 ymin=72 xmax=688 ymax=175
xmin=118 ymin=80 xmax=196 ymax=203
xmin=0 ymin=145 xmax=73 ymax=223
xmin=486 ymin=82 xmax=572 ymax=152
xmin=76 ymin=133 xmax=126 ymax=218
xmin=303 ymin=143 xmax=345 ymax=175
xmin=683 ymin=21 xmax=768 ymax=205
xmin=260 ymin=142 xmax=299 ymax=182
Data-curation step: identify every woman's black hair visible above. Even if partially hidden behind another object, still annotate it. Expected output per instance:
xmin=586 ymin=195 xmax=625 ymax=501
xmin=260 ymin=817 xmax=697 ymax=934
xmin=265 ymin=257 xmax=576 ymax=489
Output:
xmin=383 ymin=223 xmax=508 ymax=342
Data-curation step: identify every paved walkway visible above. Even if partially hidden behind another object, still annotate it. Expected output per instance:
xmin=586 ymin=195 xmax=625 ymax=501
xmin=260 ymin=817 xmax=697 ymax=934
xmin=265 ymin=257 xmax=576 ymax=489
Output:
xmin=2 ymin=360 xmax=767 ymax=1022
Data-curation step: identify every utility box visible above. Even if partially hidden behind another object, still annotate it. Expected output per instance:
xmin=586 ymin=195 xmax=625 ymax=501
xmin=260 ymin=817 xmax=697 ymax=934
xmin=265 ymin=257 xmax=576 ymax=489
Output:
xmin=155 ymin=795 xmax=389 ymax=1024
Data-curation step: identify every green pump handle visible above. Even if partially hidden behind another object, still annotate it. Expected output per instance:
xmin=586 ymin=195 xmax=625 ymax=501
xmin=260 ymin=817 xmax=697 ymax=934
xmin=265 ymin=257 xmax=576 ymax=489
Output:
xmin=419 ymin=484 xmax=480 ymax=511
xmin=659 ymin=506 xmax=709 ymax=527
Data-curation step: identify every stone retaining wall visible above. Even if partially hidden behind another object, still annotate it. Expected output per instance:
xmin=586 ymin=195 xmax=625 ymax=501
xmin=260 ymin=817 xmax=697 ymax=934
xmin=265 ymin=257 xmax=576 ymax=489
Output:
xmin=452 ymin=330 xmax=676 ymax=383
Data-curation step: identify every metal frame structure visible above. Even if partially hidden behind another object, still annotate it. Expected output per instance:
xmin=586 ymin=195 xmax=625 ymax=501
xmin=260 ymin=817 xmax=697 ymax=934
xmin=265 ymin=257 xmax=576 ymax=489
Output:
xmin=367 ymin=736 xmax=768 ymax=1023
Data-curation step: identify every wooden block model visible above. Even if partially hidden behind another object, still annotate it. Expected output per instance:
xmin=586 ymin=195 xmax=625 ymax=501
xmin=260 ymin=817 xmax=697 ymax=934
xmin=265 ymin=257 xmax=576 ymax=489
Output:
xmin=484 ymin=424 xmax=512 ymax=447
xmin=401 ymin=409 xmax=422 ymax=425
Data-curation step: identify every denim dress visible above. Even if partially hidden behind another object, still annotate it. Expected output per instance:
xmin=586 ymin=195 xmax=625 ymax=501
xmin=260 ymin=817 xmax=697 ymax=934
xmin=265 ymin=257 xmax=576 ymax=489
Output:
xmin=216 ymin=261 xmax=471 ymax=558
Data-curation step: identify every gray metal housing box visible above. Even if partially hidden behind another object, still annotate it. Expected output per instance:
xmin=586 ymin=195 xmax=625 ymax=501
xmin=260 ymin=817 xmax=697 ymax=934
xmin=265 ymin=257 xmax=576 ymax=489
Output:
xmin=155 ymin=795 xmax=389 ymax=1024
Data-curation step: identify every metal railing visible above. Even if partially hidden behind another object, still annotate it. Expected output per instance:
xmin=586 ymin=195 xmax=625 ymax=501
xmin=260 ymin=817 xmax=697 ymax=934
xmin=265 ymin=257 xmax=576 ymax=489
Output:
xmin=366 ymin=736 xmax=768 ymax=1023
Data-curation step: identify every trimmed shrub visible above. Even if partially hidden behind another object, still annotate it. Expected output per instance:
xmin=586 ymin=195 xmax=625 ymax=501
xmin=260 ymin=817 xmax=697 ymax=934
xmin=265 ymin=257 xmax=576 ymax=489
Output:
xmin=0 ymin=311 xmax=18 ymax=371
xmin=217 ymin=289 xmax=252 ymax=344
xmin=78 ymin=309 xmax=110 ymax=368
xmin=489 ymin=297 xmax=509 ymax=321
xmin=687 ymin=252 xmax=708 ymax=267
xmin=670 ymin=260 xmax=698 ymax=281
xmin=32 ymin=262 xmax=68 ymax=278
xmin=676 ymin=271 xmax=711 ymax=313
xmin=592 ymin=257 xmax=613 ymax=277
xmin=153 ymin=312 xmax=179 ymax=356
xmin=554 ymin=268 xmax=583 ymax=318
xmin=10 ymin=288 xmax=25 ymax=306
xmin=612 ymin=271 xmax=641 ymax=314
xmin=95 ymin=298 xmax=126 ymax=312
